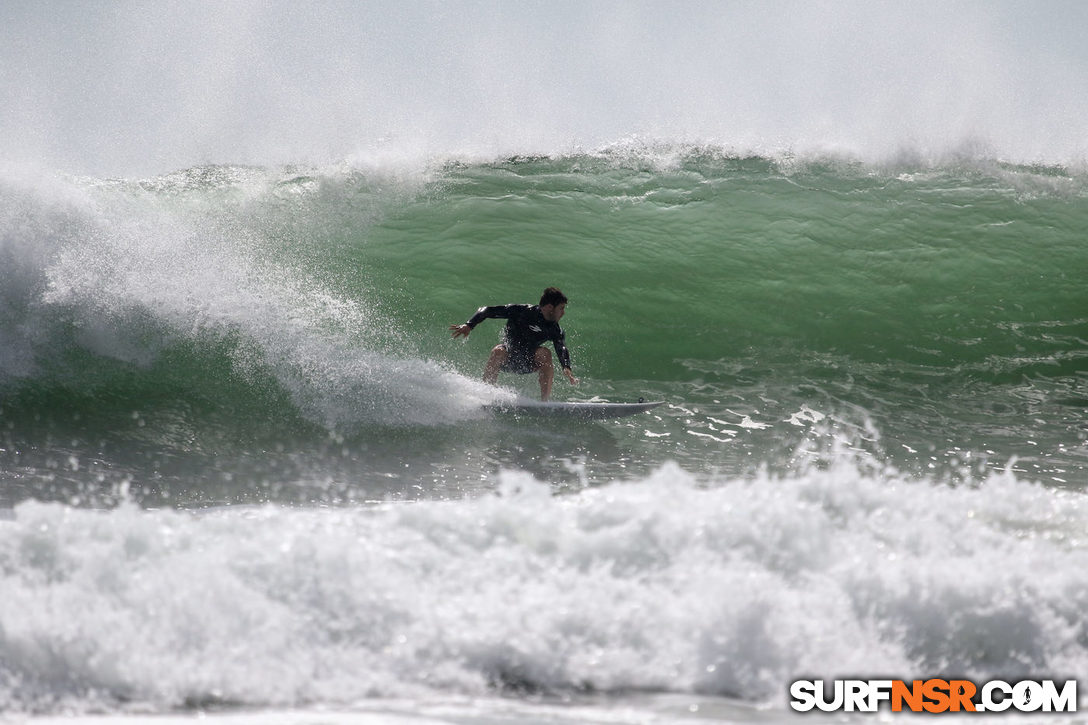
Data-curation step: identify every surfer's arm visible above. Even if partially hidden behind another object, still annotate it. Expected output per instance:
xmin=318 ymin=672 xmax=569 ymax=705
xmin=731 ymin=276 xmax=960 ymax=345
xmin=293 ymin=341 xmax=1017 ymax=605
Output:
xmin=468 ymin=305 xmax=516 ymax=326
xmin=462 ymin=304 xmax=516 ymax=330
xmin=553 ymin=331 xmax=577 ymax=384
xmin=451 ymin=305 xmax=515 ymax=338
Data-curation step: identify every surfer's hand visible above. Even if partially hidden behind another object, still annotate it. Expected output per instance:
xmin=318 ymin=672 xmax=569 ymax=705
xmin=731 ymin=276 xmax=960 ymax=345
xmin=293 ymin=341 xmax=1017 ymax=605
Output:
xmin=450 ymin=324 xmax=471 ymax=338
xmin=564 ymin=368 xmax=579 ymax=385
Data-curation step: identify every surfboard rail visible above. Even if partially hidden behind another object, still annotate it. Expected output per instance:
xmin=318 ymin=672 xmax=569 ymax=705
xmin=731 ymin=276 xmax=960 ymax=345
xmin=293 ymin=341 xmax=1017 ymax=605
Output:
xmin=484 ymin=398 xmax=664 ymax=420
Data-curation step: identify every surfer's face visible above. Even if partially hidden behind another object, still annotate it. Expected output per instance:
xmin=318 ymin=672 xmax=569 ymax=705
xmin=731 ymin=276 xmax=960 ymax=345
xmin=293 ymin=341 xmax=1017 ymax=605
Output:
xmin=541 ymin=303 xmax=566 ymax=322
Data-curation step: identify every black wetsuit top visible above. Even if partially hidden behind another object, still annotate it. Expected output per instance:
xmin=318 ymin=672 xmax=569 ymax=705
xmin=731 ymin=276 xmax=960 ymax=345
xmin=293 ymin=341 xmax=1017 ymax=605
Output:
xmin=465 ymin=304 xmax=572 ymax=373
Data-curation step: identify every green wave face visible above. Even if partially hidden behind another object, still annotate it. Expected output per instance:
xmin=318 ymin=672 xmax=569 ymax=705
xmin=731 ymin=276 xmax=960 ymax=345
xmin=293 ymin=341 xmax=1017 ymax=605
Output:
xmin=2 ymin=153 xmax=1086 ymax=504
xmin=376 ymin=155 xmax=1085 ymax=377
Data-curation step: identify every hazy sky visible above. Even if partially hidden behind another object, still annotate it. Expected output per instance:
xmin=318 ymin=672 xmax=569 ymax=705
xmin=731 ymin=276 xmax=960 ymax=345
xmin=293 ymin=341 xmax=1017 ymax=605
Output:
xmin=2 ymin=0 xmax=1086 ymax=175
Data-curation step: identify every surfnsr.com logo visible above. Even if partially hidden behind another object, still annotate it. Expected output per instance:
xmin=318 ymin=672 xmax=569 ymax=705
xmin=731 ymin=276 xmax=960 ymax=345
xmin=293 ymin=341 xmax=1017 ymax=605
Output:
xmin=790 ymin=679 xmax=1078 ymax=714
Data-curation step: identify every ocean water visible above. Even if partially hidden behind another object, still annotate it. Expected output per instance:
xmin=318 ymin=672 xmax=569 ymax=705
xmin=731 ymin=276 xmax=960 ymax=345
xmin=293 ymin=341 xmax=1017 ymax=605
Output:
xmin=4 ymin=2 xmax=1088 ymax=723
xmin=2 ymin=151 xmax=1087 ymax=723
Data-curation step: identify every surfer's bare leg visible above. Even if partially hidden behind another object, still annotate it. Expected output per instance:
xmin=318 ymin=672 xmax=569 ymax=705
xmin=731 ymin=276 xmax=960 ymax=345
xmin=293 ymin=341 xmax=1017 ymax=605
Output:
xmin=534 ymin=347 xmax=554 ymax=400
xmin=483 ymin=345 xmax=507 ymax=384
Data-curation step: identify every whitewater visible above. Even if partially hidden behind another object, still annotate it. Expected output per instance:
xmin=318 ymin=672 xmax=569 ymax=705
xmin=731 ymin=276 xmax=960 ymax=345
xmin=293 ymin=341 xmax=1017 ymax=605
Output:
xmin=3 ymin=2 xmax=1088 ymax=723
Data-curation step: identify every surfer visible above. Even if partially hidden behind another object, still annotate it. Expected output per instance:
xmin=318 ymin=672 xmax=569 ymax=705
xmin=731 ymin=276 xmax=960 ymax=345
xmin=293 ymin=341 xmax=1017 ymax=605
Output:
xmin=450 ymin=287 xmax=579 ymax=400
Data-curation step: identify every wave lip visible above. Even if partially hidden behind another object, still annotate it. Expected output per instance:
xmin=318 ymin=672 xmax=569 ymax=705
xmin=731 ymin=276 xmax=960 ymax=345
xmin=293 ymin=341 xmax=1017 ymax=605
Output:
xmin=0 ymin=165 xmax=498 ymax=430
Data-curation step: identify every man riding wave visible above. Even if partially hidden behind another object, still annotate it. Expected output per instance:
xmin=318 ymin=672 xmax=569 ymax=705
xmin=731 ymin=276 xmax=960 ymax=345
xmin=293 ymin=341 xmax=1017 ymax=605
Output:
xmin=450 ymin=287 xmax=579 ymax=401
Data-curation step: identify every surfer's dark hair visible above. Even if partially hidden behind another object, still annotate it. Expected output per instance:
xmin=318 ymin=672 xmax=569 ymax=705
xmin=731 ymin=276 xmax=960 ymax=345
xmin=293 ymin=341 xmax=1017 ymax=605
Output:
xmin=540 ymin=287 xmax=568 ymax=307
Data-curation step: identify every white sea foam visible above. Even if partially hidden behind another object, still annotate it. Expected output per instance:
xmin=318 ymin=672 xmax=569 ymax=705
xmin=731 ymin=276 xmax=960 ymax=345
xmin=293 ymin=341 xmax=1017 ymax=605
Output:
xmin=0 ymin=168 xmax=497 ymax=425
xmin=2 ymin=459 xmax=1085 ymax=715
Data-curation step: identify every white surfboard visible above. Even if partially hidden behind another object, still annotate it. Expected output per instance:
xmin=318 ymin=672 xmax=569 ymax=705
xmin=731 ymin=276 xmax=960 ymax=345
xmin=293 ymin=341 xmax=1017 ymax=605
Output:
xmin=485 ymin=398 xmax=664 ymax=420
